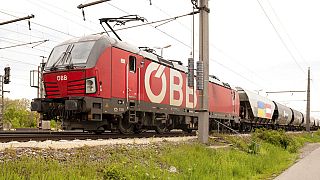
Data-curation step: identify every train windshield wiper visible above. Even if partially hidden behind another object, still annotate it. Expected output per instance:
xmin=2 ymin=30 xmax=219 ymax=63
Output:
xmin=50 ymin=52 xmax=66 ymax=71
xmin=64 ymin=44 xmax=75 ymax=69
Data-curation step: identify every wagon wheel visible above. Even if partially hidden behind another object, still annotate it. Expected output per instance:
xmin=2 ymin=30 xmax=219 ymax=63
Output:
xmin=118 ymin=116 xmax=134 ymax=134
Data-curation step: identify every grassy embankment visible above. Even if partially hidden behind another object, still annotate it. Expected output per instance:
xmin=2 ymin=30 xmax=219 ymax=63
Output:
xmin=0 ymin=130 xmax=320 ymax=179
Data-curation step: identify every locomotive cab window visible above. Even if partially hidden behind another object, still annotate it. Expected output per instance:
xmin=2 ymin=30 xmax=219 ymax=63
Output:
xmin=129 ymin=56 xmax=136 ymax=72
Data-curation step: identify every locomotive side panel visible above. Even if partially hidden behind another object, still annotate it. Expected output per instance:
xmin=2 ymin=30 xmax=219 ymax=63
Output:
xmin=111 ymin=47 xmax=128 ymax=99
xmin=94 ymin=47 xmax=112 ymax=98
xmin=208 ymin=83 xmax=239 ymax=119
xmin=139 ymin=60 xmax=197 ymax=109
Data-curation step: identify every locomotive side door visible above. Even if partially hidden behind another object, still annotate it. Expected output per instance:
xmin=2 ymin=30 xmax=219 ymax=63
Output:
xmin=127 ymin=55 xmax=138 ymax=101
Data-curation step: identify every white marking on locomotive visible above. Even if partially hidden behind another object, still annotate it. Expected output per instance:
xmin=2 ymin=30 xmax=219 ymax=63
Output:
xmin=186 ymin=77 xmax=197 ymax=108
xmin=170 ymin=68 xmax=183 ymax=106
xmin=145 ymin=62 xmax=197 ymax=107
xmin=57 ymin=75 xmax=67 ymax=81
xmin=145 ymin=62 xmax=167 ymax=103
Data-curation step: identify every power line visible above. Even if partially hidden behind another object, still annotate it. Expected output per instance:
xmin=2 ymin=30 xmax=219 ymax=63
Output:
xmin=107 ymin=2 xmax=194 ymax=49
xmin=0 ymin=10 xmax=77 ymax=38
xmin=210 ymin=58 xmax=265 ymax=89
xmin=29 ymin=0 xmax=100 ymax=29
xmin=3 ymin=48 xmax=45 ymax=58
xmin=256 ymin=0 xmax=306 ymax=74
xmin=27 ymin=0 xmax=99 ymax=33
xmin=151 ymin=3 xmax=269 ymax=85
xmin=106 ymin=2 xmax=266 ymax=89
xmin=0 ymin=27 xmax=61 ymax=43
xmin=0 ymin=38 xmax=50 ymax=53
xmin=266 ymin=0 xmax=309 ymax=67
xmin=0 ymin=39 xmax=49 ymax=50
xmin=0 ymin=57 xmax=38 ymax=66
xmin=0 ymin=37 xmax=51 ymax=49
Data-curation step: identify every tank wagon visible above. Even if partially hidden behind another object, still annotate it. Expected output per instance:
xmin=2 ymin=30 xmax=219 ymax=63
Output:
xmin=31 ymin=34 xmax=240 ymax=134
xmin=236 ymin=87 xmax=319 ymax=131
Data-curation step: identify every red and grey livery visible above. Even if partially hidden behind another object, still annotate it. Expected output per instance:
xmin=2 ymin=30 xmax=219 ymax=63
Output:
xmin=31 ymin=34 xmax=319 ymax=133
xmin=31 ymin=34 xmax=239 ymax=133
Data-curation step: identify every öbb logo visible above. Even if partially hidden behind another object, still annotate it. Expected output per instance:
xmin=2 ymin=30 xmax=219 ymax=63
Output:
xmin=57 ymin=75 xmax=67 ymax=81
xmin=144 ymin=62 xmax=197 ymax=108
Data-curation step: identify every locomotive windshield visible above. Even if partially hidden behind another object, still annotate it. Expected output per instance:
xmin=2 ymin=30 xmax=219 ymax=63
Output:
xmin=46 ymin=41 xmax=95 ymax=70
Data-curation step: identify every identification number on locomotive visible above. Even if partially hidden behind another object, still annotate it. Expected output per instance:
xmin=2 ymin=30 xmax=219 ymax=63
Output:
xmin=57 ymin=75 xmax=68 ymax=81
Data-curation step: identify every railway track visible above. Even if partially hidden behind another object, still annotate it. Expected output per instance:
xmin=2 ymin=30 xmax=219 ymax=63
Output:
xmin=0 ymin=130 xmax=195 ymax=143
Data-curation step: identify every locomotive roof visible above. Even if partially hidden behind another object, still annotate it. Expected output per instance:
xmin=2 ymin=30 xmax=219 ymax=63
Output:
xmin=58 ymin=34 xmax=188 ymax=69
xmin=59 ymin=34 xmax=232 ymax=89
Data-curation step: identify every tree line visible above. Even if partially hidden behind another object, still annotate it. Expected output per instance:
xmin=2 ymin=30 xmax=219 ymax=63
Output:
xmin=3 ymin=98 xmax=38 ymax=128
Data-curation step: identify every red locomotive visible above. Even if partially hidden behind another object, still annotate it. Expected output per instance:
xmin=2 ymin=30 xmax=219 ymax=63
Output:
xmin=31 ymin=34 xmax=240 ymax=133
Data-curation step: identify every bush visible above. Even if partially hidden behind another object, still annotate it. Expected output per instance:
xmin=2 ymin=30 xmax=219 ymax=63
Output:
xmin=103 ymin=166 xmax=127 ymax=180
xmin=252 ymin=129 xmax=298 ymax=152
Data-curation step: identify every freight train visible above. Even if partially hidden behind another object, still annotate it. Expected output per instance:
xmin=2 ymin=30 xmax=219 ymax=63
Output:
xmin=31 ymin=34 xmax=320 ymax=133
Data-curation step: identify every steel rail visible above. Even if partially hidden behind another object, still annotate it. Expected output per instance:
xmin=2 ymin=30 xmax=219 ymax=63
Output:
xmin=0 ymin=131 xmax=195 ymax=143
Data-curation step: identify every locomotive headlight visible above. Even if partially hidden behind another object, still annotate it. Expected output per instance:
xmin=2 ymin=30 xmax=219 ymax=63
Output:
xmin=86 ymin=77 xmax=96 ymax=94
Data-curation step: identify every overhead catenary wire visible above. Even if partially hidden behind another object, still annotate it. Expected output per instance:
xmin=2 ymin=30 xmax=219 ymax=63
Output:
xmin=0 ymin=57 xmax=38 ymax=66
xmin=0 ymin=38 xmax=50 ymax=53
xmin=0 ymin=27 xmax=61 ymax=43
xmin=105 ymin=2 xmax=194 ymax=48
xmin=0 ymin=39 xmax=49 ymax=50
xmin=256 ymin=0 xmax=306 ymax=75
xmin=26 ymin=0 xmax=99 ymax=33
xmin=28 ymin=0 xmax=100 ymax=30
xmin=210 ymin=58 xmax=265 ymax=89
xmin=99 ymin=11 xmax=199 ymax=39
xmin=266 ymin=0 xmax=309 ymax=67
xmin=106 ymin=2 xmax=266 ymax=90
xmin=0 ymin=36 xmax=51 ymax=49
xmin=152 ymin=2 xmax=269 ymax=84
xmin=0 ymin=10 xmax=76 ymax=38
xmin=2 ymin=48 xmax=45 ymax=57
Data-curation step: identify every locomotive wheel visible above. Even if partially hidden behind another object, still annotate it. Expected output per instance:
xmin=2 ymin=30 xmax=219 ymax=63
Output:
xmin=118 ymin=116 xmax=134 ymax=134
xmin=183 ymin=128 xmax=193 ymax=133
xmin=155 ymin=122 xmax=167 ymax=134
xmin=93 ymin=126 xmax=105 ymax=134
xmin=133 ymin=123 xmax=143 ymax=134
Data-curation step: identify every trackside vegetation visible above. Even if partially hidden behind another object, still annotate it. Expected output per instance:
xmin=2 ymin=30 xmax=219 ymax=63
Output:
xmin=0 ymin=130 xmax=320 ymax=179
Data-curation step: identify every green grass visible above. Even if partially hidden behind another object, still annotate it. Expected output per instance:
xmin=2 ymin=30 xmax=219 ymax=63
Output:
xmin=0 ymin=130 xmax=320 ymax=179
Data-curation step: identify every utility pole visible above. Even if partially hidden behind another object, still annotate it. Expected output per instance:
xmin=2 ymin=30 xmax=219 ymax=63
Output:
xmin=198 ymin=0 xmax=210 ymax=143
xmin=306 ymin=67 xmax=310 ymax=132
xmin=0 ymin=75 xmax=3 ymax=130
